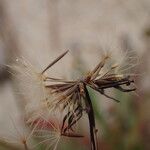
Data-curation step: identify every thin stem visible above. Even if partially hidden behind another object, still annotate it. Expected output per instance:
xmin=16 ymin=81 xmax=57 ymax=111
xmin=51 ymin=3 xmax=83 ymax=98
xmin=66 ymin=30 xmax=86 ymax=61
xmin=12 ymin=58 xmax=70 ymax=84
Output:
xmin=23 ymin=141 xmax=29 ymax=150
xmin=84 ymin=84 xmax=98 ymax=150
xmin=42 ymin=50 xmax=69 ymax=74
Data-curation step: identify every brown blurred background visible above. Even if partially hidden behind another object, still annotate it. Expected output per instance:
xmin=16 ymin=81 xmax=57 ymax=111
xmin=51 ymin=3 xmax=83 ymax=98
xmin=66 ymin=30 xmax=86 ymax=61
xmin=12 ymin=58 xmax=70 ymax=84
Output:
xmin=0 ymin=0 xmax=150 ymax=150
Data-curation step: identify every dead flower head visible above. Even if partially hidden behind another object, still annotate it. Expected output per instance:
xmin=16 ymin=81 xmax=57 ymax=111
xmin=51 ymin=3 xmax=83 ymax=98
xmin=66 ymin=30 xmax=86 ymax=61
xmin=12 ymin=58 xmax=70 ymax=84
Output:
xmin=8 ymin=51 xmax=68 ymax=121
xmin=8 ymin=50 xmax=136 ymax=150
xmin=45 ymin=52 xmax=136 ymax=150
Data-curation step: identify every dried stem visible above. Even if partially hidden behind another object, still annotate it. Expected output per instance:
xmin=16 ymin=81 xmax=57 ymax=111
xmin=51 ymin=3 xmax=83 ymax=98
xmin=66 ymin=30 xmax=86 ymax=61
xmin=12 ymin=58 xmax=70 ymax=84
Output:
xmin=23 ymin=141 xmax=29 ymax=150
xmin=84 ymin=84 xmax=98 ymax=150
xmin=42 ymin=50 xmax=69 ymax=74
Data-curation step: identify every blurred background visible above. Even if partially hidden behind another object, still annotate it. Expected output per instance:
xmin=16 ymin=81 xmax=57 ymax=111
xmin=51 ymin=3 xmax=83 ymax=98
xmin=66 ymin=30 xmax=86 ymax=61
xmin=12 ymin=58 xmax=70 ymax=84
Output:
xmin=0 ymin=0 xmax=150 ymax=150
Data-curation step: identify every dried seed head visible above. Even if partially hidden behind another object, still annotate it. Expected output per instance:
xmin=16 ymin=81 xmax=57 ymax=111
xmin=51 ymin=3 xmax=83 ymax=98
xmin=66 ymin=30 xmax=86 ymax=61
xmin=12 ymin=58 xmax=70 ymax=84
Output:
xmin=8 ymin=51 xmax=69 ymax=123
xmin=9 ymin=57 xmax=50 ymax=116
xmin=6 ymin=50 xmax=137 ymax=150
xmin=0 ymin=115 xmax=33 ymax=150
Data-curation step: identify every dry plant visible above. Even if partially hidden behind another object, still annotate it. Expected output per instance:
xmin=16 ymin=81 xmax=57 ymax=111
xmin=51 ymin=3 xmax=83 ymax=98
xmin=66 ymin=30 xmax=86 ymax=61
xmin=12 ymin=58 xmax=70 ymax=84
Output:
xmin=45 ymin=51 xmax=136 ymax=150
xmin=6 ymin=50 xmax=136 ymax=150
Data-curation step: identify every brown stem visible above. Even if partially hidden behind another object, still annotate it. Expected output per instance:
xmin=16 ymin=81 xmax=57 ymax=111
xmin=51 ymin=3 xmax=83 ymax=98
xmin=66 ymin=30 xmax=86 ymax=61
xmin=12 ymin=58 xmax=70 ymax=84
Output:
xmin=23 ymin=140 xmax=29 ymax=150
xmin=84 ymin=84 xmax=98 ymax=150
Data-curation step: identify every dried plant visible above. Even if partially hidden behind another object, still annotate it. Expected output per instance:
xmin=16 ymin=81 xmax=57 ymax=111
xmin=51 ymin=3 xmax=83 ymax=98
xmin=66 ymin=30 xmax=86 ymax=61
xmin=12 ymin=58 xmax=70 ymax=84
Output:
xmin=44 ymin=52 xmax=136 ymax=150
xmin=8 ymin=50 xmax=136 ymax=150
xmin=7 ymin=50 xmax=68 ymax=116
xmin=28 ymin=113 xmax=84 ymax=150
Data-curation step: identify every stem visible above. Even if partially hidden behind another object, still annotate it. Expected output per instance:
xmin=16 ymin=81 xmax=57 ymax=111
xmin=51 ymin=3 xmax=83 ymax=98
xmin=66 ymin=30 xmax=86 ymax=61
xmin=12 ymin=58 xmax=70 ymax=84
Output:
xmin=23 ymin=140 xmax=29 ymax=150
xmin=42 ymin=50 xmax=68 ymax=74
xmin=84 ymin=84 xmax=98 ymax=150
